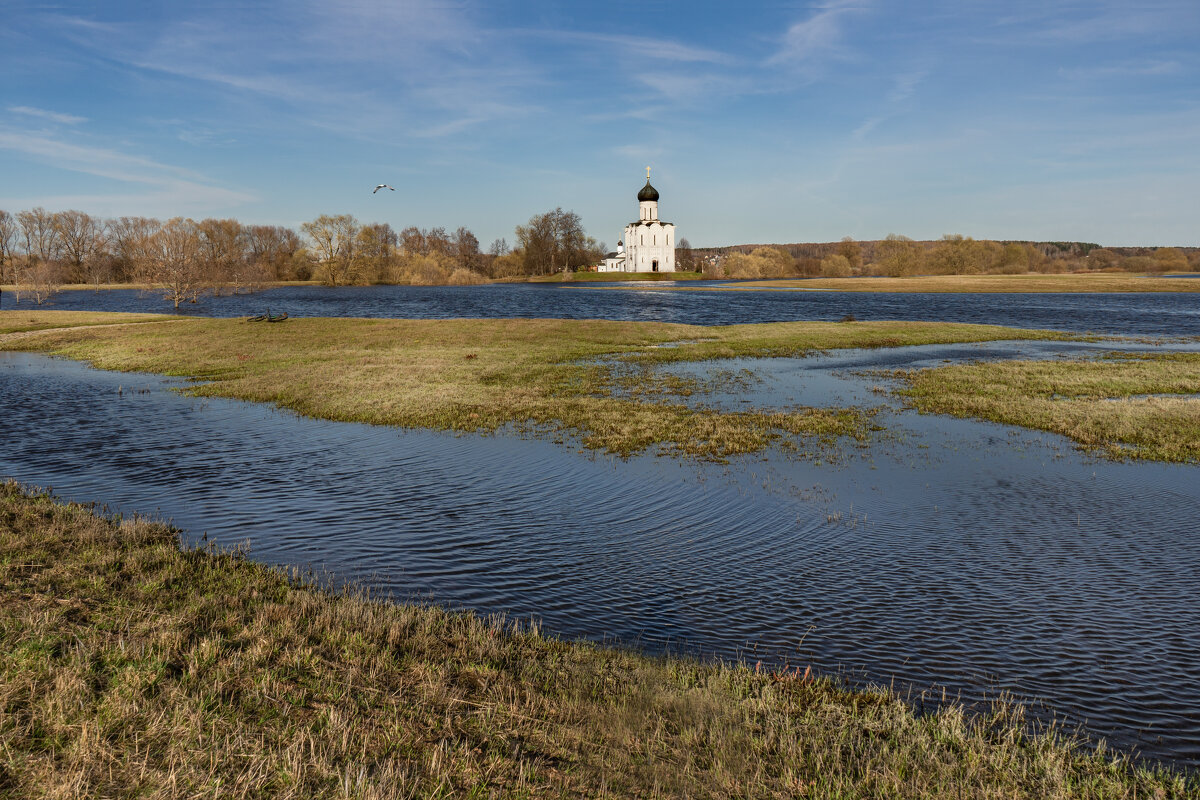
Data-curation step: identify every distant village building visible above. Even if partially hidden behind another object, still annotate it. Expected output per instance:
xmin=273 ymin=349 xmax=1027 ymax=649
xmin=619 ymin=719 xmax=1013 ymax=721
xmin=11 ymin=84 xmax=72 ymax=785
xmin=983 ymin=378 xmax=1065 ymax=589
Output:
xmin=599 ymin=168 xmax=677 ymax=273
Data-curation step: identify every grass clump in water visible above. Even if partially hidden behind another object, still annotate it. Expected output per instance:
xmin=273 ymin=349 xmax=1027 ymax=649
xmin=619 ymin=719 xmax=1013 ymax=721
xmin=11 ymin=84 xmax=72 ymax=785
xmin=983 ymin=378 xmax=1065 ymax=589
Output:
xmin=897 ymin=352 xmax=1200 ymax=462
xmin=1 ymin=481 xmax=1193 ymax=798
xmin=0 ymin=311 xmax=1072 ymax=461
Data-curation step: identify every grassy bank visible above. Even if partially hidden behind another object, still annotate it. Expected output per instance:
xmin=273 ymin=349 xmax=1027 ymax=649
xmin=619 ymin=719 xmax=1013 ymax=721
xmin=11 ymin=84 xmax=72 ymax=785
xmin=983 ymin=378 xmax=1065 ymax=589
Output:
xmin=898 ymin=352 xmax=1200 ymax=463
xmin=0 ymin=310 xmax=1071 ymax=461
xmin=624 ymin=274 xmax=1200 ymax=293
xmin=0 ymin=310 xmax=183 ymax=335
xmin=1 ymin=482 xmax=1191 ymax=798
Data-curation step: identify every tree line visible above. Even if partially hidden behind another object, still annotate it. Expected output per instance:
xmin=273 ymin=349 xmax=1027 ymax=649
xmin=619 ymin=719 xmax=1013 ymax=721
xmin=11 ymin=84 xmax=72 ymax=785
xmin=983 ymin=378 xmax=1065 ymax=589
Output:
xmin=706 ymin=236 xmax=1200 ymax=279
xmin=0 ymin=205 xmax=615 ymax=307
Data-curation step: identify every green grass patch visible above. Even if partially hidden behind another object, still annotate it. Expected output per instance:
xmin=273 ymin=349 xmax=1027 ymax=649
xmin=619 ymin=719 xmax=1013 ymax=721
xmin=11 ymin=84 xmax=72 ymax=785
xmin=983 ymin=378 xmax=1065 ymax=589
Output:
xmin=897 ymin=352 xmax=1200 ymax=462
xmin=0 ymin=312 xmax=1073 ymax=461
xmin=1 ymin=481 xmax=1191 ymax=798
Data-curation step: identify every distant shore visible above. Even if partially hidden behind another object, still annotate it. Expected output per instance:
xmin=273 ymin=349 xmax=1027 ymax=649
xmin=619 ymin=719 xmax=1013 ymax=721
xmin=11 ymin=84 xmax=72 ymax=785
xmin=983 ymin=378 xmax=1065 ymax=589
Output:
xmin=586 ymin=272 xmax=1200 ymax=293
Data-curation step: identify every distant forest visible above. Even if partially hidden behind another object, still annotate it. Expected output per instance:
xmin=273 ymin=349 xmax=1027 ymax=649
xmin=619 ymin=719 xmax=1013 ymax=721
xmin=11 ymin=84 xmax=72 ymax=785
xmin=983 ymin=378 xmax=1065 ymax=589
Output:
xmin=0 ymin=206 xmax=605 ymax=307
xmin=693 ymin=237 xmax=1200 ymax=279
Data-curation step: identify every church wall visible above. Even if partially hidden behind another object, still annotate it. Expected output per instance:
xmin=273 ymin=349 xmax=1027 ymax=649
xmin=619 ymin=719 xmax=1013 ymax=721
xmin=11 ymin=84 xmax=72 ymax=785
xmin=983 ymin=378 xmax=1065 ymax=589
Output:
xmin=624 ymin=220 xmax=676 ymax=272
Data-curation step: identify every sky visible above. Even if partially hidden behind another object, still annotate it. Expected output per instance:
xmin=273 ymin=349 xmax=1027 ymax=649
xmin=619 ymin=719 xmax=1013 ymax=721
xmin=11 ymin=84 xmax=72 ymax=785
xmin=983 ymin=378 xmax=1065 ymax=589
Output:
xmin=1 ymin=1 xmax=1198 ymax=248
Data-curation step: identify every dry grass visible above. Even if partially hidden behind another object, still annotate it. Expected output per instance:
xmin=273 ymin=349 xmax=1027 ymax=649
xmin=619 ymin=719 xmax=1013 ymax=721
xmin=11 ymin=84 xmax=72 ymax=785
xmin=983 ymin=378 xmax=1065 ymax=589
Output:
xmin=649 ymin=274 xmax=1200 ymax=293
xmin=0 ymin=310 xmax=182 ymax=336
xmin=1 ymin=481 xmax=1192 ymax=799
xmin=0 ymin=311 xmax=1070 ymax=461
xmin=898 ymin=352 xmax=1200 ymax=462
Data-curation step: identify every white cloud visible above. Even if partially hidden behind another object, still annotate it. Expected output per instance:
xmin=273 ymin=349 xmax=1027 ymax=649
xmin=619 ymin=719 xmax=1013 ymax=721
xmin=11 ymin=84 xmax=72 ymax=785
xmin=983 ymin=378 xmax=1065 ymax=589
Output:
xmin=0 ymin=128 xmax=256 ymax=213
xmin=7 ymin=106 xmax=87 ymax=125
xmin=768 ymin=0 xmax=869 ymax=71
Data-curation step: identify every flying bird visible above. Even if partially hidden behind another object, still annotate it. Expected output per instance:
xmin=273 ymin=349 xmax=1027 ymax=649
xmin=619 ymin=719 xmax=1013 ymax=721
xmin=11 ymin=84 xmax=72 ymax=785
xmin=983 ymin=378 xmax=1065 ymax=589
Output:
xmin=373 ymin=184 xmax=395 ymax=193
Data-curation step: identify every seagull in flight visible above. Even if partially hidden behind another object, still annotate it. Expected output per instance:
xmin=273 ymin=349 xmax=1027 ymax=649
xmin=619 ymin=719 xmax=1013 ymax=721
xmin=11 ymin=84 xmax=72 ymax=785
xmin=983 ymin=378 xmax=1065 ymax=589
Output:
xmin=373 ymin=184 xmax=395 ymax=194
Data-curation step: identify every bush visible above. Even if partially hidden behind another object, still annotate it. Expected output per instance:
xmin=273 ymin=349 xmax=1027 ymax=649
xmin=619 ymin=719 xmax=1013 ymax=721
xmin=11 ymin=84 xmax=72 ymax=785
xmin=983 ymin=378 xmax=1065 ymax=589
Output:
xmin=820 ymin=253 xmax=852 ymax=277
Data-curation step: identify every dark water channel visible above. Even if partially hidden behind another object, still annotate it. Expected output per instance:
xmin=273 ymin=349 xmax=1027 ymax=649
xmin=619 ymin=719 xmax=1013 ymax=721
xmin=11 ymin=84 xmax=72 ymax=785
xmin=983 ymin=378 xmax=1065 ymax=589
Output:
xmin=3 ymin=336 xmax=1199 ymax=770
xmin=4 ymin=282 xmax=1199 ymax=336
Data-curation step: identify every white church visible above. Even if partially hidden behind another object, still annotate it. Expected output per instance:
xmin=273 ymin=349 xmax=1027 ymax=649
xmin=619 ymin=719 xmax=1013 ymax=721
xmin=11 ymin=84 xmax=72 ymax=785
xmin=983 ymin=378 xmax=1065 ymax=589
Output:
xmin=599 ymin=168 xmax=677 ymax=273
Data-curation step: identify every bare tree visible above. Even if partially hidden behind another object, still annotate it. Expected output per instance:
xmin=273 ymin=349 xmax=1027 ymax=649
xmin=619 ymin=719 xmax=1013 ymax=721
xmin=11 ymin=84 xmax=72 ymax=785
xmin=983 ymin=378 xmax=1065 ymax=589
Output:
xmin=452 ymin=227 xmax=481 ymax=272
xmin=138 ymin=217 xmax=205 ymax=308
xmin=357 ymin=222 xmax=398 ymax=282
xmin=21 ymin=259 xmax=65 ymax=305
xmin=198 ymin=218 xmax=257 ymax=294
xmin=246 ymin=225 xmax=301 ymax=280
xmin=301 ymin=214 xmax=359 ymax=286
xmin=0 ymin=210 xmax=17 ymax=306
xmin=53 ymin=210 xmax=104 ymax=283
xmin=17 ymin=207 xmax=60 ymax=266
xmin=107 ymin=217 xmax=161 ymax=283
xmin=515 ymin=208 xmax=586 ymax=274
xmin=676 ymin=237 xmax=696 ymax=271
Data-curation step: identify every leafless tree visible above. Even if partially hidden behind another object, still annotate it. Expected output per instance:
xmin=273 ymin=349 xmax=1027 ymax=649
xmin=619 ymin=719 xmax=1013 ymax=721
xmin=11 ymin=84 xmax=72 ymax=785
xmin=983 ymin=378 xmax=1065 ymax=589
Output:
xmin=0 ymin=210 xmax=17 ymax=306
xmin=246 ymin=225 xmax=302 ymax=280
xmin=138 ymin=217 xmax=206 ymax=308
xmin=357 ymin=222 xmax=398 ymax=282
xmin=106 ymin=217 xmax=161 ymax=283
xmin=17 ymin=207 xmax=61 ymax=265
xmin=20 ymin=259 xmax=65 ymax=305
xmin=676 ymin=237 xmax=696 ymax=271
xmin=53 ymin=210 xmax=104 ymax=284
xmin=452 ymin=227 xmax=481 ymax=272
xmin=302 ymin=214 xmax=360 ymax=286
xmin=198 ymin=218 xmax=261 ymax=294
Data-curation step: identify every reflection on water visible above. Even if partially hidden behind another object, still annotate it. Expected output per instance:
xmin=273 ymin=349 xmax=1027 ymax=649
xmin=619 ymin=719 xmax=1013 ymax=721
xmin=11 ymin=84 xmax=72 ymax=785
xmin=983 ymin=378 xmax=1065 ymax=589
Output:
xmin=3 ymin=283 xmax=1199 ymax=336
xmin=2 ymin=348 xmax=1199 ymax=770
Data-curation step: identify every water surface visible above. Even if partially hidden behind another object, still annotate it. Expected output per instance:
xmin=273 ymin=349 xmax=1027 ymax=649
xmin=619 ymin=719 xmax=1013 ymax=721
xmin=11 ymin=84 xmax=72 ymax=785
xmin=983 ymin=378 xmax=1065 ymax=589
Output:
xmin=4 ymin=283 xmax=1198 ymax=336
xmin=3 ymin=343 xmax=1198 ymax=769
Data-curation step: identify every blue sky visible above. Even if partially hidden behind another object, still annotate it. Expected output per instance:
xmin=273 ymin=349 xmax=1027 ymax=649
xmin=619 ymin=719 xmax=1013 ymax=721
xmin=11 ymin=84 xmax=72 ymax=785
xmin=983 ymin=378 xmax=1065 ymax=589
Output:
xmin=2 ymin=1 xmax=1197 ymax=248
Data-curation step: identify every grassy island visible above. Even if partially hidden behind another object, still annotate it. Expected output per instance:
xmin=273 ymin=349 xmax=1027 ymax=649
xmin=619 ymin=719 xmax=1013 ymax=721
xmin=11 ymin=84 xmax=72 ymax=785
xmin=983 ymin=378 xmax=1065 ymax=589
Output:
xmin=897 ymin=352 xmax=1200 ymax=463
xmin=0 ymin=310 xmax=1074 ymax=461
xmin=2 ymin=482 xmax=1192 ymax=798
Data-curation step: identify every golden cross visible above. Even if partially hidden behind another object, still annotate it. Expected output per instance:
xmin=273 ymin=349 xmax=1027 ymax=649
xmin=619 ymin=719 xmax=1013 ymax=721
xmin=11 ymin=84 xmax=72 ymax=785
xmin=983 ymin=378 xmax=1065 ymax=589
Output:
xmin=646 ymin=166 xmax=651 ymax=179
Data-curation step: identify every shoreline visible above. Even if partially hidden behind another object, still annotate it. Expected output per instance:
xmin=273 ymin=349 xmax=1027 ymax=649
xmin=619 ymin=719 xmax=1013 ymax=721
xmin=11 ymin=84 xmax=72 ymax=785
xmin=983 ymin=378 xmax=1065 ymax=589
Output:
xmin=2 ymin=481 xmax=1192 ymax=797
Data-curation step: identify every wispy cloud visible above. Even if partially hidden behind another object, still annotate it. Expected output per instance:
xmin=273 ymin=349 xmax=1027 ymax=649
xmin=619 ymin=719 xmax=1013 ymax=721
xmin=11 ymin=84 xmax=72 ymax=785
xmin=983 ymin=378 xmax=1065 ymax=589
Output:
xmin=768 ymin=0 xmax=869 ymax=72
xmin=1058 ymin=60 xmax=1183 ymax=80
xmin=528 ymin=30 xmax=733 ymax=65
xmin=8 ymin=105 xmax=87 ymax=125
xmin=0 ymin=127 xmax=255 ymax=210
xmin=852 ymin=69 xmax=927 ymax=141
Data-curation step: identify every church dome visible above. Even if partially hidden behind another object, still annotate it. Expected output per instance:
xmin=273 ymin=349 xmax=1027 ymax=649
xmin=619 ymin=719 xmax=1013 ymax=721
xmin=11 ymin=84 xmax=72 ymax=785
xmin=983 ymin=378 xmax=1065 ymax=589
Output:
xmin=637 ymin=180 xmax=659 ymax=202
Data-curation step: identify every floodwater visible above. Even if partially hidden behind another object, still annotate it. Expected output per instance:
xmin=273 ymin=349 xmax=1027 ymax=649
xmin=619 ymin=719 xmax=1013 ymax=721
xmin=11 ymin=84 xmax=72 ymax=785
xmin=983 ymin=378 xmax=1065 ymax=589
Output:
xmin=3 ymin=282 xmax=1199 ymax=336
xmin=3 ymin=334 xmax=1198 ymax=770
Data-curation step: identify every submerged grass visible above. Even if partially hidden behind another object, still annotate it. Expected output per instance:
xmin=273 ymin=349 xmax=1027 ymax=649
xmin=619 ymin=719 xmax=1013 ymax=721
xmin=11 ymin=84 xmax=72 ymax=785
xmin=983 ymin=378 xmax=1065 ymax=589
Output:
xmin=0 ymin=311 xmax=1070 ymax=461
xmin=897 ymin=352 xmax=1200 ymax=462
xmin=2 ymin=481 xmax=1192 ymax=799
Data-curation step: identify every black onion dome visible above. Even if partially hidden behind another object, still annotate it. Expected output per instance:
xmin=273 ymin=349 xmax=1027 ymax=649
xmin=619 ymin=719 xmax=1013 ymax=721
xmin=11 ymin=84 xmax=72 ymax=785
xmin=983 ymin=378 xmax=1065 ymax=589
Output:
xmin=637 ymin=180 xmax=659 ymax=202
